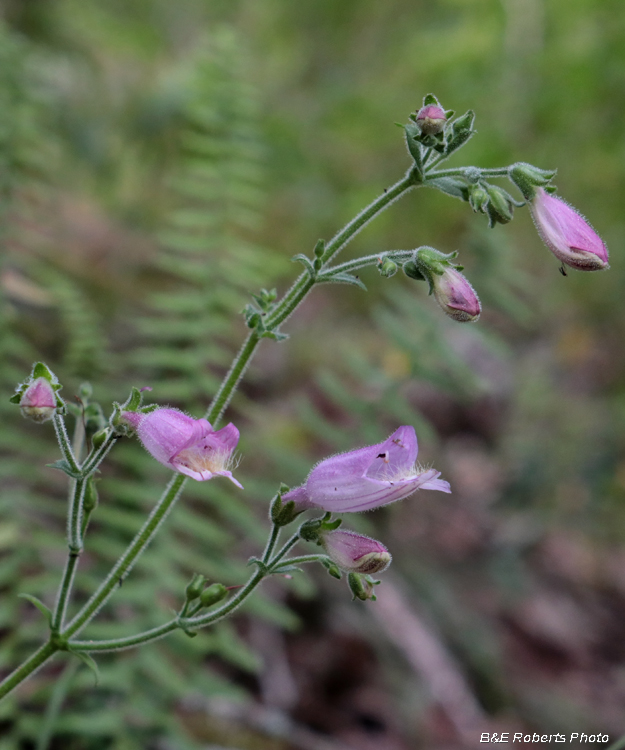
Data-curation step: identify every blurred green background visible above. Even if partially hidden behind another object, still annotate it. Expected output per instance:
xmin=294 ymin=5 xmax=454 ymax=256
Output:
xmin=1 ymin=0 xmax=624 ymax=748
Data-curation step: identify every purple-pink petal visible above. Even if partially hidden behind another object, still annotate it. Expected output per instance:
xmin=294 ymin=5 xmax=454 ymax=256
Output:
xmin=127 ymin=407 xmax=242 ymax=487
xmin=530 ymin=189 xmax=608 ymax=271
xmin=283 ymin=426 xmax=450 ymax=513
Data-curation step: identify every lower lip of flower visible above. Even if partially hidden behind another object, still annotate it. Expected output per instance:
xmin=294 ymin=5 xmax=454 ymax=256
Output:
xmin=174 ymin=447 xmax=233 ymax=476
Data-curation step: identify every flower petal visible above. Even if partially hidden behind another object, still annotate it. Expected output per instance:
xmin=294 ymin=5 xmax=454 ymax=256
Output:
xmin=365 ymin=426 xmax=418 ymax=480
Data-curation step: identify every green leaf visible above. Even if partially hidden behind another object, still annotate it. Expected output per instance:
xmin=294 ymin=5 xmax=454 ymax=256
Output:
xmin=45 ymin=459 xmax=81 ymax=478
xmin=73 ymin=651 xmax=100 ymax=686
xmin=291 ymin=254 xmax=317 ymax=277
xmin=427 ymin=176 xmax=470 ymax=201
xmin=323 ymin=272 xmax=367 ymax=290
xmin=261 ymin=330 xmax=289 ymax=342
xmin=18 ymin=593 xmax=52 ymax=625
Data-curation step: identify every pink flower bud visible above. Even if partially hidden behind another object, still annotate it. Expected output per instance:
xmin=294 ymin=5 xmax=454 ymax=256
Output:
xmin=321 ymin=529 xmax=391 ymax=574
xmin=431 ymin=266 xmax=481 ymax=322
xmin=124 ymin=407 xmax=242 ymax=487
xmin=19 ymin=377 xmax=57 ymax=423
xmin=416 ymin=105 xmax=447 ymax=135
xmin=282 ymin=426 xmax=450 ymax=513
xmin=529 ymin=188 xmax=608 ymax=271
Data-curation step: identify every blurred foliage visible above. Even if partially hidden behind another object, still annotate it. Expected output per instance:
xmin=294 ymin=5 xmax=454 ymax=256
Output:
xmin=0 ymin=0 xmax=625 ymax=747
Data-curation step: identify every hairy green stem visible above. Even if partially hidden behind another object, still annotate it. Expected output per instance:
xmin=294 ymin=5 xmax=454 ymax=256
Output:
xmin=1 ymin=165 xmax=419 ymax=697
xmin=52 ymin=414 xmax=80 ymax=474
xmin=63 ymin=473 xmax=187 ymax=639
xmin=273 ymin=554 xmax=330 ymax=567
xmin=0 ymin=641 xmax=57 ymax=700
xmin=321 ymin=171 xmax=418 ymax=266
xmin=427 ymin=166 xmax=510 ymax=179
xmin=320 ymin=250 xmax=414 ymax=279
xmin=51 ymin=478 xmax=86 ymax=632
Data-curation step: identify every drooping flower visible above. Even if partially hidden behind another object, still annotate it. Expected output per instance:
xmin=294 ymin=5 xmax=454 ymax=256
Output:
xmin=529 ymin=188 xmax=608 ymax=271
xmin=19 ymin=376 xmax=57 ymax=423
xmin=123 ymin=408 xmax=242 ymax=487
xmin=282 ymin=426 xmax=450 ymax=513
xmin=431 ymin=265 xmax=481 ymax=322
xmin=416 ymin=104 xmax=447 ymax=135
xmin=321 ymin=529 xmax=391 ymax=574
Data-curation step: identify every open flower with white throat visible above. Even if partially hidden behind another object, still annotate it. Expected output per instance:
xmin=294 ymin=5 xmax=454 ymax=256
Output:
xmin=282 ymin=426 xmax=450 ymax=512
xmin=122 ymin=408 xmax=242 ymax=487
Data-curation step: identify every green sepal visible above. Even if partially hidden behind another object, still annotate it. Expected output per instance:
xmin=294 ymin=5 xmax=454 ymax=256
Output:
xmin=291 ymin=254 xmax=317 ymax=278
xmin=404 ymin=126 xmax=424 ymax=171
xmin=422 ymin=93 xmax=441 ymax=107
xmin=299 ymin=512 xmax=342 ymax=543
xmin=18 ymin=593 xmax=53 ymax=626
xmin=9 ymin=392 xmax=21 ymax=404
xmin=444 ymin=128 xmax=474 ymax=158
xmin=451 ymin=109 xmax=475 ymax=133
xmin=403 ymin=261 xmax=425 ymax=280
xmin=46 ymin=459 xmax=82 ymax=479
xmin=139 ymin=403 xmax=159 ymax=414
xmin=320 ymin=558 xmax=342 ymax=580
xmin=124 ymin=387 xmax=143 ymax=412
xmin=72 ymin=651 xmax=101 ymax=686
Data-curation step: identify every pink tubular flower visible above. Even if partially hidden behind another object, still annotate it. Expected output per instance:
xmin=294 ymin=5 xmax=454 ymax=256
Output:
xmin=432 ymin=266 xmax=481 ymax=322
xmin=529 ymin=188 xmax=608 ymax=271
xmin=19 ymin=377 xmax=57 ymax=423
xmin=123 ymin=408 xmax=242 ymax=487
xmin=416 ymin=105 xmax=447 ymax=135
xmin=282 ymin=426 xmax=450 ymax=513
xmin=321 ymin=529 xmax=391 ymax=574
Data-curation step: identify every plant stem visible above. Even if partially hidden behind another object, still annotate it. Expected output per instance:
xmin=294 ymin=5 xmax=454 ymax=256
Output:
xmin=427 ymin=166 xmax=510 ymax=179
xmin=1 ymin=164 xmax=420 ymax=698
xmin=273 ymin=554 xmax=330 ymax=567
xmin=262 ymin=523 xmax=281 ymax=564
xmin=606 ymin=736 xmax=625 ymax=750
xmin=0 ymin=641 xmax=57 ymax=700
xmin=63 ymin=473 xmax=187 ymax=639
xmin=206 ymin=331 xmax=261 ymax=424
xmin=51 ymin=478 xmax=86 ymax=632
xmin=321 ymin=171 xmax=418 ymax=265
xmin=320 ymin=250 xmax=414 ymax=278
xmin=81 ymin=433 xmax=117 ymax=476
xmin=68 ymin=619 xmax=179 ymax=652
xmin=52 ymin=414 xmax=80 ymax=474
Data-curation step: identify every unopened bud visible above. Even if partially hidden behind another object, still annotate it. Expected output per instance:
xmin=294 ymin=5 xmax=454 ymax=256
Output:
xmin=416 ymin=104 xmax=447 ymax=136
xmin=378 ymin=257 xmax=398 ymax=278
xmin=348 ymin=572 xmax=380 ymax=602
xmin=432 ymin=266 xmax=481 ymax=322
xmin=18 ymin=377 xmax=57 ymax=423
xmin=485 ymin=185 xmax=514 ymax=225
xmin=83 ymin=477 xmax=99 ymax=514
xmin=321 ymin=529 xmax=391 ymax=575
xmin=185 ymin=573 xmax=206 ymax=601
xmin=529 ymin=188 xmax=608 ymax=271
xmin=200 ymin=583 xmax=227 ymax=608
